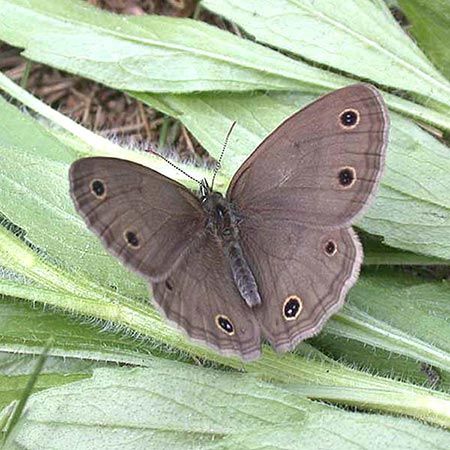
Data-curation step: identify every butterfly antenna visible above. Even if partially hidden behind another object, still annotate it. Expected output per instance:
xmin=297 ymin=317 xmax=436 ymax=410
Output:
xmin=149 ymin=145 xmax=202 ymax=185
xmin=211 ymin=121 xmax=236 ymax=190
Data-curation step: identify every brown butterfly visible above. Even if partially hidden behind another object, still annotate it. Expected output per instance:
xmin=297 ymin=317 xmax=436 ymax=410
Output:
xmin=69 ymin=84 xmax=389 ymax=360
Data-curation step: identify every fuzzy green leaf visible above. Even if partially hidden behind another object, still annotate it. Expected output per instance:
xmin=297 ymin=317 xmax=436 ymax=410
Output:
xmin=329 ymin=268 xmax=450 ymax=373
xmin=361 ymin=234 xmax=449 ymax=266
xmin=5 ymin=360 xmax=450 ymax=449
xmin=0 ymin=0 xmax=346 ymax=93
xmin=203 ymin=0 xmax=450 ymax=112
xmin=1 ymin=0 xmax=450 ymax=131
xmin=0 ymin=367 xmax=88 ymax=413
xmin=1 ymin=274 xmax=449 ymax=427
xmin=312 ymin=334 xmax=450 ymax=392
xmin=0 ymin=295 xmax=162 ymax=366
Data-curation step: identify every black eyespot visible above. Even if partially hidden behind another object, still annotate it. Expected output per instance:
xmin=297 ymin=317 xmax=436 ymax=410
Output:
xmin=90 ymin=179 xmax=105 ymax=197
xmin=165 ymin=279 xmax=174 ymax=291
xmin=283 ymin=296 xmax=302 ymax=321
xmin=338 ymin=167 xmax=356 ymax=187
xmin=325 ymin=240 xmax=337 ymax=256
xmin=339 ymin=109 xmax=359 ymax=127
xmin=215 ymin=315 xmax=234 ymax=335
xmin=125 ymin=231 xmax=139 ymax=247
xmin=222 ymin=228 xmax=232 ymax=237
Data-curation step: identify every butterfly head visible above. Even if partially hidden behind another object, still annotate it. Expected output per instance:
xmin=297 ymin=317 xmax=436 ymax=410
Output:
xmin=200 ymin=178 xmax=225 ymax=215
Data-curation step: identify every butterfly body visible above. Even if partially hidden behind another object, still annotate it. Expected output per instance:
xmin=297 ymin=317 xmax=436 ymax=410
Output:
xmin=200 ymin=182 xmax=261 ymax=307
xmin=70 ymin=84 xmax=389 ymax=361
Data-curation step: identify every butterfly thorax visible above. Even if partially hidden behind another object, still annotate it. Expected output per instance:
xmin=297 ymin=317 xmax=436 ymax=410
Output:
xmin=200 ymin=185 xmax=261 ymax=308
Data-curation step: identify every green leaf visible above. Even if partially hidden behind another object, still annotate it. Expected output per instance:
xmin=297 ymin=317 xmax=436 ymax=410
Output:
xmin=398 ymin=0 xmax=450 ymax=80
xmin=0 ymin=295 xmax=164 ymax=366
xmin=0 ymin=0 xmax=346 ymax=93
xmin=0 ymin=352 xmax=100 ymax=379
xmin=2 ymin=342 xmax=50 ymax=443
xmin=5 ymin=360 xmax=450 ymax=449
xmin=2 ymin=231 xmax=450 ymax=427
xmin=217 ymin=414 xmax=450 ymax=450
xmin=203 ymin=0 xmax=450 ymax=112
xmin=1 ymin=0 xmax=450 ymax=131
xmin=328 ymin=268 xmax=450 ymax=374
xmin=312 ymin=335 xmax=450 ymax=391
xmin=360 ymin=234 xmax=449 ymax=266
xmin=0 ymin=368 xmax=88 ymax=427
xmin=139 ymin=90 xmax=450 ymax=261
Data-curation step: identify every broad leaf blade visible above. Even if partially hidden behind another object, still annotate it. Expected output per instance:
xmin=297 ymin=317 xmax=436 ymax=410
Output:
xmin=2 ymin=343 xmax=51 ymax=443
xmin=5 ymin=361 xmax=450 ymax=449
xmin=0 ymin=295 xmax=161 ymax=366
xmin=216 ymin=413 xmax=450 ymax=450
xmin=361 ymin=234 xmax=449 ymax=266
xmin=203 ymin=0 xmax=450 ymax=111
xmin=311 ymin=335 xmax=450 ymax=391
xmin=1 ymin=3 xmax=449 ymax=131
xmin=331 ymin=268 xmax=450 ymax=373
xmin=2 ymin=230 xmax=450 ymax=425
xmin=0 ymin=0 xmax=346 ymax=93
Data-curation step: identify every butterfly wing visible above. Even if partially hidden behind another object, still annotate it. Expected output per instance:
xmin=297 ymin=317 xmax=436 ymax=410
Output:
xmin=152 ymin=233 xmax=261 ymax=360
xmin=227 ymin=84 xmax=388 ymax=350
xmin=69 ymin=157 xmax=205 ymax=282
xmin=239 ymin=219 xmax=361 ymax=350
xmin=71 ymin=157 xmax=261 ymax=359
xmin=227 ymin=84 xmax=389 ymax=228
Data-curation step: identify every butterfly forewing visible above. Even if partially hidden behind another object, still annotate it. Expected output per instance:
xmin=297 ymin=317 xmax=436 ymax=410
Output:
xmin=227 ymin=84 xmax=388 ymax=350
xmin=227 ymin=84 xmax=389 ymax=229
xmin=69 ymin=157 xmax=205 ymax=282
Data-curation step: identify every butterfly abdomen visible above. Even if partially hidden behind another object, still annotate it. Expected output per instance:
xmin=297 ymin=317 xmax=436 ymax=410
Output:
xmin=202 ymin=190 xmax=261 ymax=308
xmin=225 ymin=241 xmax=261 ymax=308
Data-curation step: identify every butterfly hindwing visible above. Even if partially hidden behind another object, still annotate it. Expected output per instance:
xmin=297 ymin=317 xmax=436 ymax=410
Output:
xmin=239 ymin=219 xmax=361 ymax=350
xmin=152 ymin=233 xmax=261 ymax=360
